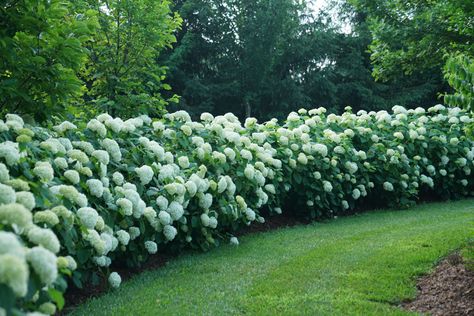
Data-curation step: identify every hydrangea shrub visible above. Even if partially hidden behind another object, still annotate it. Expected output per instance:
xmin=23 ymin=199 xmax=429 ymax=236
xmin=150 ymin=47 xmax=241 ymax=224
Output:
xmin=0 ymin=104 xmax=473 ymax=314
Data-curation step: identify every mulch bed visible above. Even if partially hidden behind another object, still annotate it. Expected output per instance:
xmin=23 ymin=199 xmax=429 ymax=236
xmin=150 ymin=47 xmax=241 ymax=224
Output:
xmin=402 ymin=253 xmax=474 ymax=316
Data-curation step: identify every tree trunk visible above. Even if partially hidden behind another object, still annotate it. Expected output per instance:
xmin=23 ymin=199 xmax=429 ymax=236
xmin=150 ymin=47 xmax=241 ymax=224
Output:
xmin=245 ymin=99 xmax=251 ymax=118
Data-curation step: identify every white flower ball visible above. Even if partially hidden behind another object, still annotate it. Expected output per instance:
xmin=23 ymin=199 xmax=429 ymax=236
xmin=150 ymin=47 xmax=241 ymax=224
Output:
xmin=108 ymin=272 xmax=122 ymax=288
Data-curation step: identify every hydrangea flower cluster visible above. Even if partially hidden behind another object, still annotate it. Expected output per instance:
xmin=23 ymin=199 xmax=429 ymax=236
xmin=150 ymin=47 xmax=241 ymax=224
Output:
xmin=0 ymin=104 xmax=473 ymax=313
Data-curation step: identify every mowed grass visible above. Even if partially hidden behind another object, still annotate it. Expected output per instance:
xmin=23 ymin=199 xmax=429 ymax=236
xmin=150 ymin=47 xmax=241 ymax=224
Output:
xmin=69 ymin=199 xmax=474 ymax=316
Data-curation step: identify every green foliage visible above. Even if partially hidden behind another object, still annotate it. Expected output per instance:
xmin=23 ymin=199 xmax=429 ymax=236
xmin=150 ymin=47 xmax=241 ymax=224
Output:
xmin=0 ymin=0 xmax=96 ymax=121
xmin=164 ymin=0 xmax=445 ymax=119
xmin=77 ymin=0 xmax=182 ymax=117
xmin=351 ymin=0 xmax=474 ymax=82
xmin=164 ymin=0 xmax=311 ymax=119
xmin=1 ymin=104 xmax=474 ymax=312
xmin=444 ymin=54 xmax=474 ymax=111
xmin=0 ymin=0 xmax=181 ymax=122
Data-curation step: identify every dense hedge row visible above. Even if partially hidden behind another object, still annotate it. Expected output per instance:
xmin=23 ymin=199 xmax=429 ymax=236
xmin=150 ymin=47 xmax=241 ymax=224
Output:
xmin=0 ymin=104 xmax=473 ymax=315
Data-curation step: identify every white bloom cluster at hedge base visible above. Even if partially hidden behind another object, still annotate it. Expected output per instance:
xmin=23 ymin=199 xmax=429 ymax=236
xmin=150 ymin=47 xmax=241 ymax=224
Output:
xmin=0 ymin=104 xmax=473 ymax=314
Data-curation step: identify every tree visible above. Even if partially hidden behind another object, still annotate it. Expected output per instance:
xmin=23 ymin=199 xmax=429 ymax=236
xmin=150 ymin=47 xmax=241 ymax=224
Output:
xmin=163 ymin=0 xmax=313 ymax=120
xmin=77 ymin=0 xmax=182 ymax=117
xmin=350 ymin=0 xmax=474 ymax=82
xmin=312 ymin=1 xmax=443 ymax=112
xmin=164 ymin=0 xmax=446 ymax=120
xmin=0 ymin=0 xmax=96 ymax=121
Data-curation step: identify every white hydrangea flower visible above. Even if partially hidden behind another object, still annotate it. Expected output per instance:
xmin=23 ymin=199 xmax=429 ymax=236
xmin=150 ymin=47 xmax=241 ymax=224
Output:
xmin=68 ymin=149 xmax=90 ymax=164
xmin=40 ymin=138 xmax=66 ymax=154
xmin=0 ymin=162 xmax=9 ymax=182
xmin=313 ymin=144 xmax=328 ymax=157
xmin=163 ymin=225 xmax=178 ymax=241
xmin=456 ymin=158 xmax=467 ymax=167
xmin=111 ymin=172 xmax=124 ymax=186
xmin=135 ymin=165 xmax=154 ymax=185
xmin=323 ymin=181 xmax=333 ymax=193
xmin=108 ymin=272 xmax=121 ymax=288
xmin=383 ymin=182 xmax=394 ymax=191
xmin=169 ymin=110 xmax=192 ymax=122
xmin=27 ymin=227 xmax=60 ymax=254
xmin=5 ymin=114 xmax=24 ymax=130
xmin=102 ymin=138 xmax=122 ymax=162
xmin=244 ymin=164 xmax=255 ymax=180
xmin=167 ymin=201 xmax=184 ymax=221
xmin=152 ymin=121 xmax=165 ymax=131
xmin=97 ymin=113 xmax=113 ymax=122
xmin=145 ymin=241 xmax=158 ymax=254
xmin=200 ymin=112 xmax=214 ymax=122
xmin=200 ymin=213 xmax=211 ymax=227
xmin=371 ymin=135 xmax=379 ymax=142
xmin=115 ymin=198 xmax=132 ymax=216
xmin=77 ymin=207 xmax=99 ymax=229
xmin=0 ymin=183 xmax=16 ymax=205
xmin=33 ymin=161 xmax=54 ymax=182
xmin=199 ymin=193 xmax=213 ymax=210
xmin=184 ymin=181 xmax=197 ymax=197
xmin=0 ymin=231 xmax=24 ymax=259
xmin=158 ymin=210 xmax=171 ymax=225
xmin=234 ymin=196 xmax=246 ymax=210
xmin=128 ymin=227 xmax=141 ymax=240
xmin=52 ymin=157 xmax=68 ymax=170
xmin=224 ymin=148 xmax=236 ymax=161
xmin=92 ymin=150 xmax=110 ymax=165
xmin=0 ymin=141 xmax=20 ymax=166
xmin=15 ymin=191 xmax=35 ymax=211
xmin=342 ymin=200 xmax=349 ymax=210
xmin=178 ymin=156 xmax=190 ymax=169
xmin=87 ymin=119 xmax=107 ymax=137
xmin=153 ymin=196 xmax=168 ymax=212
xmin=240 ymin=149 xmax=253 ymax=161
xmin=297 ymin=153 xmax=308 ymax=165
xmin=393 ymin=132 xmax=404 ymax=140
xmin=245 ymin=208 xmax=256 ymax=221
xmin=209 ymin=217 xmax=218 ymax=229
xmin=229 ymin=237 xmax=239 ymax=246
xmin=116 ymin=230 xmax=130 ymax=246
xmin=180 ymin=125 xmax=192 ymax=136
xmin=352 ymin=188 xmax=361 ymax=200
xmin=64 ymin=170 xmax=80 ymax=184
xmin=54 ymin=121 xmax=77 ymax=133
xmin=0 ymin=254 xmax=29 ymax=297
xmin=33 ymin=210 xmax=59 ymax=227
xmin=26 ymin=246 xmax=58 ymax=285
xmin=87 ymin=179 xmax=104 ymax=198
xmin=216 ymin=177 xmax=228 ymax=193
xmin=344 ymin=161 xmax=358 ymax=174
xmin=93 ymin=256 xmax=110 ymax=267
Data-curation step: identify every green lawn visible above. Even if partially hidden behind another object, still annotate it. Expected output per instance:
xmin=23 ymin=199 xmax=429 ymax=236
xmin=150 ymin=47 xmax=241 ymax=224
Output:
xmin=69 ymin=199 xmax=474 ymax=316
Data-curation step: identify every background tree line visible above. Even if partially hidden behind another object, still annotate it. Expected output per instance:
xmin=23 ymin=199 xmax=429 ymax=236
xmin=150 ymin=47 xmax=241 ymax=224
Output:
xmin=1 ymin=0 xmax=472 ymax=122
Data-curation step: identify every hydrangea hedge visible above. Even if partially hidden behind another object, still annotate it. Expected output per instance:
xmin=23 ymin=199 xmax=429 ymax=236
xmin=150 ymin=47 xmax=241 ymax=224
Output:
xmin=0 ymin=104 xmax=473 ymax=315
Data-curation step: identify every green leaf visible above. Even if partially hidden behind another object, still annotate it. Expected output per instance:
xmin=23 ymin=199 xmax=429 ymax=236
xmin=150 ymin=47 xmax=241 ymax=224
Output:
xmin=48 ymin=288 xmax=65 ymax=310
xmin=0 ymin=284 xmax=15 ymax=313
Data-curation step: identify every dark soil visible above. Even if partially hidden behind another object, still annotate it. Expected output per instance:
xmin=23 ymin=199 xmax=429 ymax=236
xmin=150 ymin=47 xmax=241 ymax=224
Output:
xmin=403 ymin=253 xmax=474 ymax=316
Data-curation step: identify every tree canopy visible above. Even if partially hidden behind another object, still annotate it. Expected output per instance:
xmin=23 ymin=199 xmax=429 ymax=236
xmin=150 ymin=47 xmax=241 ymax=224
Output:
xmin=0 ymin=0 xmax=181 ymax=121
xmin=1 ymin=0 xmax=472 ymax=122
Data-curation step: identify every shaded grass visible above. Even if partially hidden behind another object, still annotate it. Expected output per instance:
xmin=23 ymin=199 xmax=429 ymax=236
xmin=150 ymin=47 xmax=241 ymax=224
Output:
xmin=69 ymin=199 xmax=474 ymax=315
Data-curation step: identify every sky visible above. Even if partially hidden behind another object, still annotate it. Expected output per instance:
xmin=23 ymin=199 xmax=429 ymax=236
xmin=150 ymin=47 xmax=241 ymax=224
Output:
xmin=309 ymin=0 xmax=352 ymax=34
xmin=310 ymin=0 xmax=327 ymax=13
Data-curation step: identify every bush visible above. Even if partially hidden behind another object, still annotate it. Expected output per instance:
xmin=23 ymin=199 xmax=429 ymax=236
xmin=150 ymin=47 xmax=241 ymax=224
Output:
xmin=0 ymin=104 xmax=473 ymax=314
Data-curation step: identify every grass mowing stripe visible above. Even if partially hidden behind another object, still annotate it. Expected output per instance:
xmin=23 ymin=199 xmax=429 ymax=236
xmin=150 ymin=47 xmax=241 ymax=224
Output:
xmin=69 ymin=199 xmax=474 ymax=316
xmin=244 ymin=217 xmax=471 ymax=315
